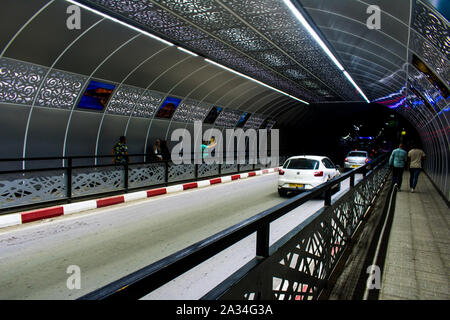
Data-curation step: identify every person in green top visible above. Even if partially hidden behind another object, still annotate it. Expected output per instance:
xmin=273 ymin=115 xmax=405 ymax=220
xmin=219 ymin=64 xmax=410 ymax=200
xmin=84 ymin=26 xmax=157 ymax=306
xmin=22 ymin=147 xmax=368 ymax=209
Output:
xmin=201 ymin=138 xmax=217 ymax=162
xmin=389 ymin=143 xmax=408 ymax=191
xmin=112 ymin=136 xmax=129 ymax=165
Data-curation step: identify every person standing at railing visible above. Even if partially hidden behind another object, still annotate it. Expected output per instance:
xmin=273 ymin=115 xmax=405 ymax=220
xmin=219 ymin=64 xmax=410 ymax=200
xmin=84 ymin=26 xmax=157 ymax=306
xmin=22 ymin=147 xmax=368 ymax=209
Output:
xmin=407 ymin=143 xmax=426 ymax=193
xmin=160 ymin=140 xmax=171 ymax=161
xmin=112 ymin=136 xmax=129 ymax=165
xmin=389 ymin=143 xmax=407 ymax=191
xmin=153 ymin=139 xmax=163 ymax=161
xmin=201 ymin=138 xmax=216 ymax=162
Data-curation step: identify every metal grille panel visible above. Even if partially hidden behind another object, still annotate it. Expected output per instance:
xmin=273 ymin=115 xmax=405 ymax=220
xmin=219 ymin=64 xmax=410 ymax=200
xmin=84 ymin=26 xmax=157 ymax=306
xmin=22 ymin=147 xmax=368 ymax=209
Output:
xmin=218 ymin=163 xmax=390 ymax=300
xmin=0 ymin=170 xmax=66 ymax=208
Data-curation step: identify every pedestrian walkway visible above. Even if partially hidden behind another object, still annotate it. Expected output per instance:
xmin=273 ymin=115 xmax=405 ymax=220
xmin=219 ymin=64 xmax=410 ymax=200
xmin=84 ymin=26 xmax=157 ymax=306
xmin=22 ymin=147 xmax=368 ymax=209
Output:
xmin=379 ymin=172 xmax=449 ymax=300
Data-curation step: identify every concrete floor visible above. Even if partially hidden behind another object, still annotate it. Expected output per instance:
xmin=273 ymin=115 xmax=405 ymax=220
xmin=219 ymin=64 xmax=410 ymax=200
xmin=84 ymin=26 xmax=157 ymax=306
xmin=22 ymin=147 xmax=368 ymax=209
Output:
xmin=379 ymin=172 xmax=450 ymax=300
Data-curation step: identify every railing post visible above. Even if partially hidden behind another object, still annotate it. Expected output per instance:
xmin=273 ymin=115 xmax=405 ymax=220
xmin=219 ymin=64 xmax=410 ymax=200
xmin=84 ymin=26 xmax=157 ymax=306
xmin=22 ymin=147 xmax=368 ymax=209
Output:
xmin=124 ymin=162 xmax=129 ymax=192
xmin=164 ymin=160 xmax=169 ymax=185
xmin=350 ymin=174 xmax=355 ymax=188
xmin=324 ymin=187 xmax=332 ymax=206
xmin=67 ymin=157 xmax=72 ymax=202
xmin=256 ymin=223 xmax=270 ymax=258
xmin=195 ymin=163 xmax=198 ymax=180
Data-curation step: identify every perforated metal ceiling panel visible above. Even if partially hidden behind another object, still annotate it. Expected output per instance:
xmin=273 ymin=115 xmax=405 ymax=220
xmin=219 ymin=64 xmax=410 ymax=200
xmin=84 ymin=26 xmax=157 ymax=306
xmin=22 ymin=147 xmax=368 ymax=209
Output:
xmin=81 ymin=0 xmax=363 ymax=102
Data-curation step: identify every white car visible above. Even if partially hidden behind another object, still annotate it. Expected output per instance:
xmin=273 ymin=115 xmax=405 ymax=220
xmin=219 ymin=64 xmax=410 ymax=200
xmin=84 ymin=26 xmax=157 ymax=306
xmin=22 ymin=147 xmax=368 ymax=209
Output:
xmin=278 ymin=156 xmax=341 ymax=196
xmin=344 ymin=150 xmax=371 ymax=170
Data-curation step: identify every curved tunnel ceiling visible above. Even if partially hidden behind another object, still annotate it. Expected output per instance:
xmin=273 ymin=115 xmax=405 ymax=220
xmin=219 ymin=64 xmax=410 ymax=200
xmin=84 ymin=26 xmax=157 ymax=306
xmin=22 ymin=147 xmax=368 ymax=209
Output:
xmin=0 ymin=0 xmax=448 ymax=198
xmin=0 ymin=0 xmax=448 ymax=135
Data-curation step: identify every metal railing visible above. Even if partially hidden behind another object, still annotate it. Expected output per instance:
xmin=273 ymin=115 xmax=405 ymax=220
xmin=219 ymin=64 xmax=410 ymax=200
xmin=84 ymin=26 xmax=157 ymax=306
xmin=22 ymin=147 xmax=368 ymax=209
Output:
xmin=78 ymin=153 xmax=390 ymax=300
xmin=0 ymin=153 xmax=283 ymax=213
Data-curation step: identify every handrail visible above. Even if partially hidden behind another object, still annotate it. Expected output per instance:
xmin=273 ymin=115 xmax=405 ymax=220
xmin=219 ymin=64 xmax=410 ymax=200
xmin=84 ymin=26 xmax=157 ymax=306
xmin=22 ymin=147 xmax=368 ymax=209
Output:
xmin=78 ymin=153 xmax=389 ymax=300
xmin=362 ymin=180 xmax=397 ymax=300
xmin=0 ymin=151 xmax=282 ymax=162
xmin=0 ymin=152 xmax=280 ymax=175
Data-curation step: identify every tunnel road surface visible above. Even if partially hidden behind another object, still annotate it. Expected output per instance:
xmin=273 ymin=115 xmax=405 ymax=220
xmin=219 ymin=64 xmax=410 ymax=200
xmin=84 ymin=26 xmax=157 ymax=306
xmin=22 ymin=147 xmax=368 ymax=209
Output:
xmin=0 ymin=172 xmax=359 ymax=299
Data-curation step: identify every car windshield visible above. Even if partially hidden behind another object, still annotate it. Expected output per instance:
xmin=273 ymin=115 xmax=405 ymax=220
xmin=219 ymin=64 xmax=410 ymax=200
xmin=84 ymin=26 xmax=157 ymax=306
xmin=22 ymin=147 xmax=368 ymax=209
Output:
xmin=285 ymin=158 xmax=319 ymax=170
xmin=348 ymin=152 xmax=367 ymax=157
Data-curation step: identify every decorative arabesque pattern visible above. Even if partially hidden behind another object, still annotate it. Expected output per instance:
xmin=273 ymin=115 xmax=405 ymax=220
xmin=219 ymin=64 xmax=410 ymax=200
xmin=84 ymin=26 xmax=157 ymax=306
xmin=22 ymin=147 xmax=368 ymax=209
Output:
xmin=409 ymin=31 xmax=450 ymax=86
xmin=218 ymin=0 xmax=357 ymax=101
xmin=239 ymin=163 xmax=254 ymax=171
xmin=128 ymin=163 xmax=165 ymax=188
xmin=107 ymin=85 xmax=144 ymax=116
xmin=198 ymin=163 xmax=219 ymax=178
xmin=133 ymin=90 xmax=164 ymax=118
xmin=72 ymin=166 xmax=125 ymax=197
xmin=172 ymin=100 xmax=211 ymax=122
xmin=168 ymin=163 xmax=195 ymax=182
xmin=36 ymin=70 xmax=87 ymax=109
xmin=0 ymin=57 xmax=46 ymax=105
xmin=221 ymin=163 xmax=238 ymax=174
xmin=243 ymin=114 xmax=266 ymax=129
xmin=0 ymin=170 xmax=66 ymax=208
xmin=412 ymin=1 xmax=450 ymax=61
xmin=214 ymin=108 xmax=242 ymax=127
xmin=218 ymin=162 xmax=390 ymax=300
xmin=266 ymin=119 xmax=276 ymax=129
xmin=88 ymin=0 xmax=358 ymax=102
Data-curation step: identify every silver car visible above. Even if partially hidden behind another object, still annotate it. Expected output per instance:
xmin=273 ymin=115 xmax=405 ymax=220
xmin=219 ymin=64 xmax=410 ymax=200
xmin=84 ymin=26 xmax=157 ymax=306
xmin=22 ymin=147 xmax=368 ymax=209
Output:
xmin=344 ymin=151 xmax=371 ymax=170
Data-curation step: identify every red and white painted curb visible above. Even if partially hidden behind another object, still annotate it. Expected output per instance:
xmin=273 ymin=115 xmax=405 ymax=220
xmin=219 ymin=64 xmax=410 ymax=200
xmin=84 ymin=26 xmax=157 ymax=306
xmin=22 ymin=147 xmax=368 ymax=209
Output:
xmin=0 ymin=167 xmax=279 ymax=229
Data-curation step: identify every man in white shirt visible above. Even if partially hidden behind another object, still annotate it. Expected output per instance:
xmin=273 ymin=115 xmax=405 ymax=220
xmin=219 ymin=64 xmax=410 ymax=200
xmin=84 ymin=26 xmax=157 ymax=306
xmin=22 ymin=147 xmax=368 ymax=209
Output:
xmin=408 ymin=143 xmax=426 ymax=193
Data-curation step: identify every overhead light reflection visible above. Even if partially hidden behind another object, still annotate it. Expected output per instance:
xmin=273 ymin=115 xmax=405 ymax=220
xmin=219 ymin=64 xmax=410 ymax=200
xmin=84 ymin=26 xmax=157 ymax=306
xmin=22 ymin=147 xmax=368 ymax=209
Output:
xmin=283 ymin=0 xmax=370 ymax=103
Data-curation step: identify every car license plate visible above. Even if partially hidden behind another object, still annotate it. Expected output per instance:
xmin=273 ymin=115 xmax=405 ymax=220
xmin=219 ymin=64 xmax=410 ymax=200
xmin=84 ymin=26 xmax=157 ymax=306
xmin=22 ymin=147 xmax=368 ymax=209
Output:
xmin=289 ymin=184 xmax=304 ymax=188
xmin=351 ymin=165 xmax=359 ymax=168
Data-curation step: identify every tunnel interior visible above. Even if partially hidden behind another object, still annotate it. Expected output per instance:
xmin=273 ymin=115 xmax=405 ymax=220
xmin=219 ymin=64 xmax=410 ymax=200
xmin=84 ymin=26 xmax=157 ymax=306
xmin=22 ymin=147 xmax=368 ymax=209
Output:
xmin=0 ymin=0 xmax=448 ymax=200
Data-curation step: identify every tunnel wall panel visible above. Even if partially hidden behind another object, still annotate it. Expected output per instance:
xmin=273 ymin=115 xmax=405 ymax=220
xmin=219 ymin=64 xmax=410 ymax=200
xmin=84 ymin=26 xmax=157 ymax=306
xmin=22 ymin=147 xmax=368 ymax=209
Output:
xmin=0 ymin=104 xmax=29 ymax=170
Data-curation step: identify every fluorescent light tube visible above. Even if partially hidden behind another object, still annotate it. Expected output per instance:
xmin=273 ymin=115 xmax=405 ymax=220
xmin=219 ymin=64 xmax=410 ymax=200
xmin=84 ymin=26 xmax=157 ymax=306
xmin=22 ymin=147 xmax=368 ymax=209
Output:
xmin=283 ymin=0 xmax=344 ymax=71
xmin=344 ymin=71 xmax=370 ymax=103
xmin=66 ymin=0 xmax=174 ymax=47
xmin=283 ymin=0 xmax=371 ymax=103
xmin=177 ymin=47 xmax=198 ymax=56
xmin=205 ymin=59 xmax=309 ymax=104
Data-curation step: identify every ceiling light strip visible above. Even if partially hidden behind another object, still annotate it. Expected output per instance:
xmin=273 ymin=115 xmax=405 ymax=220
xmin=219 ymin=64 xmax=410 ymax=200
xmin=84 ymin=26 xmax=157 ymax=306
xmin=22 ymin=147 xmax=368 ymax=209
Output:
xmin=283 ymin=0 xmax=370 ymax=103
xmin=343 ymin=71 xmax=370 ymax=103
xmin=177 ymin=46 xmax=198 ymax=56
xmin=66 ymin=0 xmax=174 ymax=47
xmin=205 ymin=59 xmax=309 ymax=104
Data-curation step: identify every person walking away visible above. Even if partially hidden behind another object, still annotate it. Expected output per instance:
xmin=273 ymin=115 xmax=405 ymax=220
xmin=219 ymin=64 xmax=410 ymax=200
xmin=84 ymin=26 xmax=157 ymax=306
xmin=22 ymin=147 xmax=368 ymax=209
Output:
xmin=408 ymin=143 xmax=426 ymax=193
xmin=112 ymin=136 xmax=129 ymax=165
xmin=389 ymin=143 xmax=407 ymax=191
